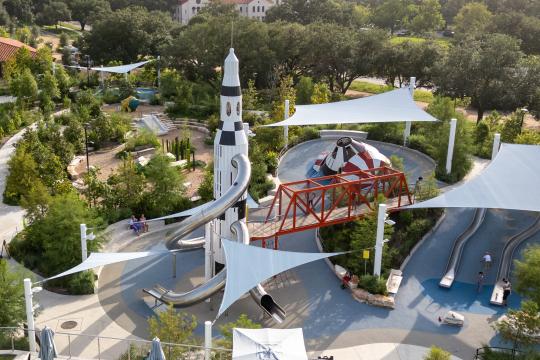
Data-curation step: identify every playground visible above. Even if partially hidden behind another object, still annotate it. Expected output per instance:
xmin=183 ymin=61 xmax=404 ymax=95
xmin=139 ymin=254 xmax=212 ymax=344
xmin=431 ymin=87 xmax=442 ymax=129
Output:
xmin=2 ymin=47 xmax=539 ymax=360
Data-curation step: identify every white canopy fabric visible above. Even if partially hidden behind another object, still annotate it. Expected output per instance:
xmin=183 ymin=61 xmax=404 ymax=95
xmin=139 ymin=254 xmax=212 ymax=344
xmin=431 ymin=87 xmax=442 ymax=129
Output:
xmin=65 ymin=60 xmax=151 ymax=74
xmin=218 ymin=239 xmax=345 ymax=318
xmin=408 ymin=144 xmax=540 ymax=211
xmin=266 ymin=88 xmax=437 ymax=127
xmin=42 ymin=251 xmax=169 ymax=282
xmin=232 ymin=328 xmax=308 ymax=360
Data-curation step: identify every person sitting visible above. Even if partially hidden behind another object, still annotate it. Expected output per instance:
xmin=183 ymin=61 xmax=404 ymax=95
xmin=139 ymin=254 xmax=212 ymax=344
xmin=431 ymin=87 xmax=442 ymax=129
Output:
xmin=129 ymin=215 xmax=136 ymax=230
xmin=140 ymin=214 xmax=149 ymax=233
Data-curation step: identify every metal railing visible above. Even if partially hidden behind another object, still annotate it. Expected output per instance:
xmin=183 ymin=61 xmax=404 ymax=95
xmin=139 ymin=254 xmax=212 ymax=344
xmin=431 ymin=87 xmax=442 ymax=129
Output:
xmin=474 ymin=346 xmax=524 ymax=360
xmin=0 ymin=327 xmax=232 ymax=360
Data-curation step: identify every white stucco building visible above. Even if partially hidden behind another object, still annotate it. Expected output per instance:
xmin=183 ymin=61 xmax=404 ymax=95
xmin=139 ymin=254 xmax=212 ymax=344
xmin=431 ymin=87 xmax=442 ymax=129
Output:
xmin=175 ymin=0 xmax=278 ymax=25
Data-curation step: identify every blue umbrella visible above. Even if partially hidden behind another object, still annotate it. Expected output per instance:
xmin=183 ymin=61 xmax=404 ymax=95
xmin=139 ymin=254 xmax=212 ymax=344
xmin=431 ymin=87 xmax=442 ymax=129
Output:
xmin=148 ymin=337 xmax=166 ymax=360
xmin=38 ymin=326 xmax=57 ymax=360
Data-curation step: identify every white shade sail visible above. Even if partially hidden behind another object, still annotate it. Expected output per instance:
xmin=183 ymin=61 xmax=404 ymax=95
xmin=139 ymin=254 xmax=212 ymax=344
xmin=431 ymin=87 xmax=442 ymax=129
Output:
xmin=42 ymin=251 xmax=169 ymax=282
xmin=66 ymin=60 xmax=151 ymax=74
xmin=266 ymin=88 xmax=437 ymax=127
xmin=408 ymin=144 xmax=540 ymax=211
xmin=233 ymin=328 xmax=308 ymax=360
xmin=218 ymin=239 xmax=345 ymax=318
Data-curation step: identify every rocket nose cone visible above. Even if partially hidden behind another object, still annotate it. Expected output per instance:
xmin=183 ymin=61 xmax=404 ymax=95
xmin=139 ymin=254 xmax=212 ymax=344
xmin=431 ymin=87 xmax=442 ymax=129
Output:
xmin=223 ymin=48 xmax=240 ymax=87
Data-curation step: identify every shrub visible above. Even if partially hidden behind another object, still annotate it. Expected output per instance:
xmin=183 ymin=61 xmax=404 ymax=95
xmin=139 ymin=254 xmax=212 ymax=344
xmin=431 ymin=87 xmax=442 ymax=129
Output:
xmin=125 ymin=130 xmax=160 ymax=152
xmin=358 ymin=275 xmax=387 ymax=295
xmin=424 ymin=346 xmax=451 ymax=360
xmin=64 ymin=271 xmax=95 ymax=295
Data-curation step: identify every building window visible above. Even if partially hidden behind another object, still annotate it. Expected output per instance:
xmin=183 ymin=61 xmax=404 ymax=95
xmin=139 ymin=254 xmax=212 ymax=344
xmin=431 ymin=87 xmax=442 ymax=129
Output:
xmin=192 ymin=6 xmax=195 ymax=13
xmin=239 ymin=6 xmax=242 ymax=12
xmin=236 ymin=102 xmax=240 ymax=115
xmin=226 ymin=102 xmax=231 ymax=116
xmin=262 ymin=5 xmax=264 ymax=11
xmin=257 ymin=5 xmax=260 ymax=12
xmin=196 ymin=0 xmax=200 ymax=3
xmin=252 ymin=6 xmax=255 ymax=12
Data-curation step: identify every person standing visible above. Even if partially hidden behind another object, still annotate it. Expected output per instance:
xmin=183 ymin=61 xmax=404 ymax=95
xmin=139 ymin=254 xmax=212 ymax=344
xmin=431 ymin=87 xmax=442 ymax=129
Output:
xmin=477 ymin=271 xmax=485 ymax=293
xmin=502 ymin=278 xmax=512 ymax=306
xmin=482 ymin=252 xmax=492 ymax=271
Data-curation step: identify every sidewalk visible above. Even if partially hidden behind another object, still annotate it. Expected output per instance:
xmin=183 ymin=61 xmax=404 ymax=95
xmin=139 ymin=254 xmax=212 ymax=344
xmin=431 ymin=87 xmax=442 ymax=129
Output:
xmin=310 ymin=343 xmax=463 ymax=360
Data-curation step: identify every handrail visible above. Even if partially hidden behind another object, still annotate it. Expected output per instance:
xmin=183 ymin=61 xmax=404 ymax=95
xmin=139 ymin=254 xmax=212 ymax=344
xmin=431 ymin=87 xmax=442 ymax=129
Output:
xmin=0 ymin=326 xmax=232 ymax=357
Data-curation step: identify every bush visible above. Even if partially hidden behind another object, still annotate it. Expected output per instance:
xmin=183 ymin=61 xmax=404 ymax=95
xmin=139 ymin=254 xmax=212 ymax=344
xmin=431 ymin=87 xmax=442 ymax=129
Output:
xmin=424 ymin=346 xmax=451 ymax=360
xmin=125 ymin=130 xmax=160 ymax=152
xmin=358 ymin=275 xmax=387 ymax=295
xmin=65 ymin=271 xmax=95 ymax=295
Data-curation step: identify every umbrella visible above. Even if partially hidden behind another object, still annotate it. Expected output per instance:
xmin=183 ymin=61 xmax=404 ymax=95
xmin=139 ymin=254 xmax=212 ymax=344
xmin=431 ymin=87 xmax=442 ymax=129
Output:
xmin=232 ymin=328 xmax=308 ymax=360
xmin=38 ymin=326 xmax=57 ymax=360
xmin=148 ymin=337 xmax=166 ymax=360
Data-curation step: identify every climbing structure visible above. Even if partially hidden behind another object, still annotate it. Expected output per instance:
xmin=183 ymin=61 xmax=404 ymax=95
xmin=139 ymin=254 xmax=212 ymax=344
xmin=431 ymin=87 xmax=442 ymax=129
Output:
xmin=249 ymin=166 xmax=412 ymax=247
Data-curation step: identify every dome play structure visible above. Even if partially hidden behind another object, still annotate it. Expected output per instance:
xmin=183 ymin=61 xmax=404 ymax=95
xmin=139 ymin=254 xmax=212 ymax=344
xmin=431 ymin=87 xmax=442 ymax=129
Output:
xmin=312 ymin=137 xmax=391 ymax=176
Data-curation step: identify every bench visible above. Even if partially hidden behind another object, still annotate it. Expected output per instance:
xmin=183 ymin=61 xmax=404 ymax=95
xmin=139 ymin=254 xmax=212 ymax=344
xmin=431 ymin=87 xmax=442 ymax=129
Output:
xmin=386 ymin=269 xmax=403 ymax=295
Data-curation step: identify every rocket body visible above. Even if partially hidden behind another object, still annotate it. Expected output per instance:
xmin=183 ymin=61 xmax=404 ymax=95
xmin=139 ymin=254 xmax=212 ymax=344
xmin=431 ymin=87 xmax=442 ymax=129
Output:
xmin=212 ymin=48 xmax=248 ymax=265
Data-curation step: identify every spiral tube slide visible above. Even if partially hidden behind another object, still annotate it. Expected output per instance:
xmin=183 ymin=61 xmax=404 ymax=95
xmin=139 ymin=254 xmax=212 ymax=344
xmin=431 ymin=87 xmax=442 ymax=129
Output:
xmin=439 ymin=208 xmax=487 ymax=288
xmin=490 ymin=215 xmax=540 ymax=305
xmin=143 ymin=154 xmax=286 ymax=322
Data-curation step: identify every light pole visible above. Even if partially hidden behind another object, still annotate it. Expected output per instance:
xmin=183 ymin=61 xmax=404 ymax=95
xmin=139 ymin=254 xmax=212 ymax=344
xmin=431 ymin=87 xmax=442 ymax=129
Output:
xmin=84 ymin=55 xmax=92 ymax=87
xmin=23 ymin=278 xmax=42 ymax=354
xmin=84 ymin=123 xmax=90 ymax=173
xmin=80 ymin=223 xmax=96 ymax=262
xmin=519 ymin=108 xmax=528 ymax=134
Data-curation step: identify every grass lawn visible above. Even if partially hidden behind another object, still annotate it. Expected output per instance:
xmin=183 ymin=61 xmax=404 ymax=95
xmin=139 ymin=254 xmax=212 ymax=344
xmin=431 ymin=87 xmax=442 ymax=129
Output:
xmin=349 ymin=80 xmax=434 ymax=104
xmin=42 ymin=25 xmax=80 ymax=39
xmin=0 ymin=355 xmax=16 ymax=360
xmin=390 ymin=35 xmax=451 ymax=49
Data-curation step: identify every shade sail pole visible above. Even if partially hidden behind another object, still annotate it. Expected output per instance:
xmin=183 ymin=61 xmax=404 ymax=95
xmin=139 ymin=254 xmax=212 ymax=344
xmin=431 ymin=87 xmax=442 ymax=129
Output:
xmin=492 ymin=133 xmax=501 ymax=160
xmin=284 ymin=99 xmax=289 ymax=147
xmin=403 ymin=77 xmax=415 ymax=145
xmin=446 ymin=118 xmax=457 ymax=174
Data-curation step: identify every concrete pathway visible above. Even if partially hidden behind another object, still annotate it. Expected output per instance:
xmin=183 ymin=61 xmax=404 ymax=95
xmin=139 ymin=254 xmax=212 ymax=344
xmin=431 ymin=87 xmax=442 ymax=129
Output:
xmin=310 ymin=343 xmax=463 ymax=360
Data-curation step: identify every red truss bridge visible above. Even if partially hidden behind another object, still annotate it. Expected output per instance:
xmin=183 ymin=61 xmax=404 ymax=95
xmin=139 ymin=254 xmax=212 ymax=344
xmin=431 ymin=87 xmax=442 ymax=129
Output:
xmin=248 ymin=166 xmax=413 ymax=248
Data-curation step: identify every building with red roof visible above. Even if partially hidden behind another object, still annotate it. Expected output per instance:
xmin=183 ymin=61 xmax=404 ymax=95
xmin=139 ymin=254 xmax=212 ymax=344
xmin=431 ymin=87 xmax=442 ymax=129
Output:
xmin=0 ymin=37 xmax=37 ymax=76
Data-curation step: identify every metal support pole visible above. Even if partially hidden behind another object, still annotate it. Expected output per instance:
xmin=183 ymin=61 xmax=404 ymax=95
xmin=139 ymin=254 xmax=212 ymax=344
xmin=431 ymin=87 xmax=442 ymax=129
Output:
xmin=373 ymin=204 xmax=387 ymax=277
xmin=100 ymin=65 xmax=104 ymax=89
xmin=80 ymin=224 xmax=88 ymax=262
xmin=403 ymin=77 xmax=415 ymax=145
xmin=172 ymin=253 xmax=177 ymax=278
xmin=24 ymin=278 xmax=36 ymax=353
xmin=204 ymin=321 xmax=212 ymax=360
xmin=84 ymin=125 xmax=90 ymax=173
xmin=157 ymin=55 xmax=161 ymax=89
xmin=283 ymin=99 xmax=289 ymax=147
xmin=446 ymin=118 xmax=457 ymax=174
xmin=491 ymin=133 xmax=501 ymax=160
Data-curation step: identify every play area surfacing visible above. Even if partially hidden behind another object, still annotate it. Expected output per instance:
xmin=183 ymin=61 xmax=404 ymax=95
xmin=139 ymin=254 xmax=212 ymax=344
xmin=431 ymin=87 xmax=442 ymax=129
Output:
xmin=95 ymin=137 xmax=540 ymax=358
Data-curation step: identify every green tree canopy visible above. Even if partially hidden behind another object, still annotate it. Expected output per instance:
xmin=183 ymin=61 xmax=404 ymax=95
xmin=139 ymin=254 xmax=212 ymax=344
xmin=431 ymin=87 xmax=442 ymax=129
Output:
xmin=515 ymin=245 xmax=540 ymax=306
xmin=147 ymin=306 xmax=196 ymax=359
xmin=0 ymin=260 xmax=26 ymax=332
xmin=81 ymin=6 xmax=174 ymax=63
xmin=68 ymin=0 xmax=111 ymax=30
xmin=454 ymin=2 xmax=493 ymax=37
xmin=37 ymin=1 xmax=71 ymax=28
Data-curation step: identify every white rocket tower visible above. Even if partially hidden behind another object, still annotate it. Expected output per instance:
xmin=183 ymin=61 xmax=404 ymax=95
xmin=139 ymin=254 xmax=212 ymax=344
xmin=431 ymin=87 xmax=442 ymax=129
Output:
xmin=211 ymin=48 xmax=249 ymax=267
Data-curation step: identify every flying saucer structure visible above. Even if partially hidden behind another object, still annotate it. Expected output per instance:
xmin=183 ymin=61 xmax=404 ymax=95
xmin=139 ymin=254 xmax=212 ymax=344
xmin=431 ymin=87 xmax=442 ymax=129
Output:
xmin=312 ymin=137 xmax=391 ymax=176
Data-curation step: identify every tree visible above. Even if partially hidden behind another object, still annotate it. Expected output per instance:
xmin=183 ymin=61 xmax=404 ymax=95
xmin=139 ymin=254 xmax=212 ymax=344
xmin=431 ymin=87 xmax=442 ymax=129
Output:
xmin=454 ymin=2 xmax=493 ymax=37
xmin=16 ymin=192 xmax=103 ymax=277
xmin=81 ymin=6 xmax=174 ymax=63
xmin=295 ymin=76 xmax=313 ymax=105
xmin=0 ymin=260 xmax=26 ymax=332
xmin=198 ymin=162 xmax=213 ymax=202
xmin=305 ymin=24 xmax=385 ymax=93
xmin=371 ymin=0 xmax=409 ymax=34
xmin=267 ymin=21 xmax=310 ymax=82
xmin=20 ymin=181 xmax=52 ymax=224
xmin=105 ymin=157 xmax=145 ymax=212
xmin=489 ymin=12 xmax=540 ymax=54
xmin=147 ymin=306 xmax=196 ymax=359
xmin=265 ymin=0 xmax=362 ymax=27
xmin=493 ymin=301 xmax=540 ymax=350
xmin=4 ymin=0 xmax=34 ymax=23
xmin=68 ymin=0 xmax=111 ymax=30
xmin=310 ymin=82 xmax=330 ymax=104
xmin=3 ymin=145 xmax=41 ymax=205
xmin=215 ymin=314 xmax=261 ymax=350
xmin=142 ymin=154 xmax=187 ymax=217
xmin=515 ymin=245 xmax=540 ymax=306
xmin=441 ymin=0 xmax=468 ymax=26
xmin=242 ymin=79 xmax=259 ymax=110
xmin=434 ymin=34 xmax=527 ymax=122
xmin=424 ymin=346 xmax=451 ymax=360
xmin=407 ymin=0 xmax=444 ymax=34
xmin=271 ymin=76 xmax=295 ymax=121
xmin=10 ymin=68 xmax=38 ymax=109
xmin=37 ymin=1 xmax=71 ymax=28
